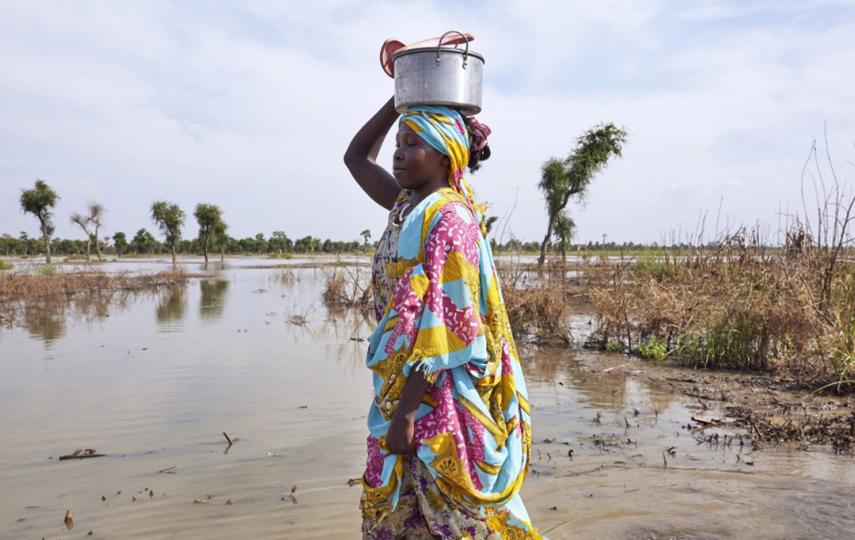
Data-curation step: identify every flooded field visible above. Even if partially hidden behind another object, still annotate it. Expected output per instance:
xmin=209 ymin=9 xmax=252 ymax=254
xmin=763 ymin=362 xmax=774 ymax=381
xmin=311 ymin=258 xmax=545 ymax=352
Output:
xmin=1 ymin=258 xmax=854 ymax=539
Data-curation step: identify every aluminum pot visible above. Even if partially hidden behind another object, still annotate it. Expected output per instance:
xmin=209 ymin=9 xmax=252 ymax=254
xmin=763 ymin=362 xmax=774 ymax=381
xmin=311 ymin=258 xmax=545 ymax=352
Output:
xmin=393 ymin=30 xmax=484 ymax=116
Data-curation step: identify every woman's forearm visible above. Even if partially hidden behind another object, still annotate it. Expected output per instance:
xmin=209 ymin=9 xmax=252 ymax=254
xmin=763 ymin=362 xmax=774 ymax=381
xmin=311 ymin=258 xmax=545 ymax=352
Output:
xmin=345 ymin=96 xmax=398 ymax=163
xmin=385 ymin=369 xmax=430 ymax=454
xmin=394 ymin=369 xmax=430 ymax=420
xmin=343 ymin=97 xmax=401 ymax=209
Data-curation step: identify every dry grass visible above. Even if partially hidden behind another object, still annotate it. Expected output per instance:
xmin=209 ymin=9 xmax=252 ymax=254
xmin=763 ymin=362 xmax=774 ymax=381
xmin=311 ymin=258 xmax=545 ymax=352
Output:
xmin=321 ymin=264 xmax=372 ymax=311
xmin=0 ymin=269 xmax=194 ymax=301
xmin=498 ymin=258 xmax=573 ymax=344
xmin=585 ymin=229 xmax=855 ymax=389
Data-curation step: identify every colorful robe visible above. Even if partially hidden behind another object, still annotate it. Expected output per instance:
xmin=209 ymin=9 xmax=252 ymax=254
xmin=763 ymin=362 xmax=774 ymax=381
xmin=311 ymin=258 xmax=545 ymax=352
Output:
xmin=361 ymin=188 xmax=539 ymax=538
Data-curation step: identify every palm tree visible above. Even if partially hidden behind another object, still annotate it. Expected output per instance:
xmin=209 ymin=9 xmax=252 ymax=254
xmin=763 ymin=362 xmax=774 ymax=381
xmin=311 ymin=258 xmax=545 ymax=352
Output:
xmin=151 ymin=201 xmax=185 ymax=265
xmin=20 ymin=179 xmax=59 ymax=264
xmin=360 ymin=229 xmax=371 ymax=247
xmin=537 ymin=123 xmax=626 ymax=267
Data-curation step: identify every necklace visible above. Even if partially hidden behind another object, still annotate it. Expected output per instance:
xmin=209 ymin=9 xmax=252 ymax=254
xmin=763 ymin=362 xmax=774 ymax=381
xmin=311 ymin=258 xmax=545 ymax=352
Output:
xmin=392 ymin=200 xmax=411 ymax=228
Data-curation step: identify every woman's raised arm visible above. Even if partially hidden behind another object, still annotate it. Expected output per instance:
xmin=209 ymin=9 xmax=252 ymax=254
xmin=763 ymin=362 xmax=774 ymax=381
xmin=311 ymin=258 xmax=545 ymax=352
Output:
xmin=343 ymin=96 xmax=401 ymax=210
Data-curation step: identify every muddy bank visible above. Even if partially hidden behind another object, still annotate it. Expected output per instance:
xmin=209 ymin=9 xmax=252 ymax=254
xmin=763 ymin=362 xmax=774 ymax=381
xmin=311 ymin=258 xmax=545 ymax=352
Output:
xmin=630 ymin=367 xmax=855 ymax=454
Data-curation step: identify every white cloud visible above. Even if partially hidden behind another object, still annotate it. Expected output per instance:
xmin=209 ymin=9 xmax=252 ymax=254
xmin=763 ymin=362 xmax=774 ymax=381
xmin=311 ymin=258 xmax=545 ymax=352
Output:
xmin=1 ymin=0 xmax=854 ymax=245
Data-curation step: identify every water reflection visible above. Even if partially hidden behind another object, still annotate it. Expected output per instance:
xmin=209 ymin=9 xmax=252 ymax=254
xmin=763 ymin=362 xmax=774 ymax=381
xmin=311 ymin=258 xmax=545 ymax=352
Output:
xmin=523 ymin=347 xmax=678 ymax=415
xmin=24 ymin=300 xmax=66 ymax=344
xmin=13 ymin=291 xmax=140 ymax=345
xmin=156 ymin=286 xmax=187 ymax=327
xmin=200 ymin=280 xmax=229 ymax=321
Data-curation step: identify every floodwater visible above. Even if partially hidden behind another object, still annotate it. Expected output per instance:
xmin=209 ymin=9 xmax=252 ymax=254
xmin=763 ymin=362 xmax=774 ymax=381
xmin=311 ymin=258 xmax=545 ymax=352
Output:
xmin=1 ymin=258 xmax=853 ymax=539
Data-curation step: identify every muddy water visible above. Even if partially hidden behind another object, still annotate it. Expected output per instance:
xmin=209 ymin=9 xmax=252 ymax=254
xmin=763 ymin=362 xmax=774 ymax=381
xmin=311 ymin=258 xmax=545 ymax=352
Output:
xmin=1 ymin=259 xmax=853 ymax=539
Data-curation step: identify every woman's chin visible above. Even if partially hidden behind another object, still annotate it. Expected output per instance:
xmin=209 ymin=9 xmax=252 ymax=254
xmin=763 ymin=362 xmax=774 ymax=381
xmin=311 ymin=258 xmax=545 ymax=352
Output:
xmin=393 ymin=173 xmax=414 ymax=189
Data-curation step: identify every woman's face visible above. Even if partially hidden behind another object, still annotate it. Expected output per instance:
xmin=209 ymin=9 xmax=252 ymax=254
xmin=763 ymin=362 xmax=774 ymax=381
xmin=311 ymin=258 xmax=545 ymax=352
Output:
xmin=392 ymin=123 xmax=449 ymax=190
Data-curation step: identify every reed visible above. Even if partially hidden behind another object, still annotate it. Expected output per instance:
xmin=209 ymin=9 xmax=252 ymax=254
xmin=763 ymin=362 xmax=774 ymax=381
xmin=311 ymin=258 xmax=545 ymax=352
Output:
xmin=321 ymin=264 xmax=372 ymax=310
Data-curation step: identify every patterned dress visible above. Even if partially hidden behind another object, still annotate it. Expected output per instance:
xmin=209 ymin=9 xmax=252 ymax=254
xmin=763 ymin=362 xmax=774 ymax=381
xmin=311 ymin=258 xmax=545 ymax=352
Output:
xmin=362 ymin=188 xmax=541 ymax=540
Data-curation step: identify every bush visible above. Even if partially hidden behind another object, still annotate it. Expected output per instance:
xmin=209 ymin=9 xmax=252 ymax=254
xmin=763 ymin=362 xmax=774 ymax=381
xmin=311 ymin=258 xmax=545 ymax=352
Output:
xmin=636 ymin=336 xmax=667 ymax=361
xmin=587 ymin=228 xmax=855 ymax=385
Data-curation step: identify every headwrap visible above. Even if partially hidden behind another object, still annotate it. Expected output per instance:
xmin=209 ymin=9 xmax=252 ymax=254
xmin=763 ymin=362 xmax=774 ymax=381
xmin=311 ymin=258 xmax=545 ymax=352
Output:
xmin=399 ymin=106 xmax=489 ymax=228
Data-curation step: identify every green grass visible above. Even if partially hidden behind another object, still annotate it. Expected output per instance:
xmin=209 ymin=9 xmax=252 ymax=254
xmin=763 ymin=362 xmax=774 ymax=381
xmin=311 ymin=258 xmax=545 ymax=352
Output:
xmin=604 ymin=340 xmax=625 ymax=353
xmin=39 ymin=264 xmax=58 ymax=276
xmin=636 ymin=336 xmax=667 ymax=361
xmin=0 ymin=260 xmax=13 ymax=271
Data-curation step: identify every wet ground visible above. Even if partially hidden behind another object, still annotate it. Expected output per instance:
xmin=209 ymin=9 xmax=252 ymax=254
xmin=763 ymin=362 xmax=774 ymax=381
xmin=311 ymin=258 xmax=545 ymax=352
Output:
xmin=1 ymin=257 xmax=853 ymax=539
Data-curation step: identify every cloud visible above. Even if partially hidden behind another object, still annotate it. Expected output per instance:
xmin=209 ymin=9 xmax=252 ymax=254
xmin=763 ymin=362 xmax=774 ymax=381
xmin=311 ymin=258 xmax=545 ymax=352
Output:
xmin=1 ymin=1 xmax=854 ymax=245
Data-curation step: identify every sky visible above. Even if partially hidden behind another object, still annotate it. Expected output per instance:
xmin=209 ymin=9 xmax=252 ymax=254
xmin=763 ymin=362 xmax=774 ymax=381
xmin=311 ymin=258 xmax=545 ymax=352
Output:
xmin=2 ymin=0 xmax=854 ymax=245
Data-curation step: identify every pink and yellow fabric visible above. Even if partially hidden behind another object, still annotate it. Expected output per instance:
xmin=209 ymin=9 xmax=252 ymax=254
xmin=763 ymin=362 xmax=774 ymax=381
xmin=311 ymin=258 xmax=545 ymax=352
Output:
xmin=361 ymin=186 xmax=540 ymax=538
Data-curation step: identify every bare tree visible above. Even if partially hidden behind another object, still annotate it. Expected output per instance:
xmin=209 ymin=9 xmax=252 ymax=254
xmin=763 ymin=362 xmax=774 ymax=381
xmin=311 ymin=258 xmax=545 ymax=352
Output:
xmin=71 ymin=203 xmax=106 ymax=262
xmin=70 ymin=212 xmax=94 ymax=262
xmin=89 ymin=203 xmax=105 ymax=261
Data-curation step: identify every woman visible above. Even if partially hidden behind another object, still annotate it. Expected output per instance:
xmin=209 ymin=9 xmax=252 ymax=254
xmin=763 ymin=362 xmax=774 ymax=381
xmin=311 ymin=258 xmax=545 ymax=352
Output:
xmin=344 ymin=97 xmax=541 ymax=540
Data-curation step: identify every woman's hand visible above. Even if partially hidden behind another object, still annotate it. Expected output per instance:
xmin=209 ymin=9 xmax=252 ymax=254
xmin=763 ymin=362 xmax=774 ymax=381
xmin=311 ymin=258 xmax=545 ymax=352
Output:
xmin=385 ymin=411 xmax=416 ymax=455
xmin=384 ymin=369 xmax=430 ymax=454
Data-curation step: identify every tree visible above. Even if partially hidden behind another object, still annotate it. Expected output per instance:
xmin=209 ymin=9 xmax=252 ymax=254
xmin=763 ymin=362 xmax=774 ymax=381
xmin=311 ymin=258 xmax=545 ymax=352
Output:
xmin=89 ymin=203 xmax=105 ymax=261
xmin=552 ymin=213 xmax=575 ymax=265
xmin=113 ymin=232 xmax=128 ymax=256
xmin=360 ymin=229 xmax=371 ymax=247
xmin=69 ymin=211 xmax=93 ymax=260
xmin=269 ymin=230 xmax=290 ymax=254
xmin=194 ymin=203 xmax=222 ymax=264
xmin=537 ymin=123 xmax=626 ymax=266
xmin=214 ymin=220 xmax=228 ymax=262
xmin=151 ymin=201 xmax=185 ymax=265
xmin=20 ymin=179 xmax=59 ymax=264
xmin=129 ymin=228 xmax=159 ymax=254
xmin=69 ymin=202 xmax=104 ymax=262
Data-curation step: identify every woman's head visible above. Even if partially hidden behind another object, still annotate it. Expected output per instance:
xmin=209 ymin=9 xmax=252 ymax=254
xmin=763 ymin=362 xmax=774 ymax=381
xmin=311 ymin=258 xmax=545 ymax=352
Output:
xmin=392 ymin=122 xmax=450 ymax=191
xmin=394 ymin=106 xmax=491 ymax=191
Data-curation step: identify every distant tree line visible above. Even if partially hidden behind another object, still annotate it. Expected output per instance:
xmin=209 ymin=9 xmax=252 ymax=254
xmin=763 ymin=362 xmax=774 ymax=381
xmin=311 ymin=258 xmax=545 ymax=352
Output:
xmin=0 ymin=228 xmax=368 ymax=258
xmin=11 ymin=179 xmax=373 ymax=262
xmin=14 ymin=173 xmax=686 ymax=263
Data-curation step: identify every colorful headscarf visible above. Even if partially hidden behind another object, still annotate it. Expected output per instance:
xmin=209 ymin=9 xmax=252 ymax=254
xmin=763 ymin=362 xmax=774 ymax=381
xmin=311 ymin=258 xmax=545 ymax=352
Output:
xmin=399 ymin=106 xmax=487 ymax=226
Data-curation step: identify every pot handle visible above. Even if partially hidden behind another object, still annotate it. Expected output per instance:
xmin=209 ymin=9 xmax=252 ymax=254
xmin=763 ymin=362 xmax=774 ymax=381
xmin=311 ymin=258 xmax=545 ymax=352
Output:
xmin=436 ymin=30 xmax=470 ymax=69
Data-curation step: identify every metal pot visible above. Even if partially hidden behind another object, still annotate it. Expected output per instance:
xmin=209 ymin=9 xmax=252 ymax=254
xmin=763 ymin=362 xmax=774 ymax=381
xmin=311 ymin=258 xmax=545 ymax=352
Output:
xmin=393 ymin=30 xmax=484 ymax=116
